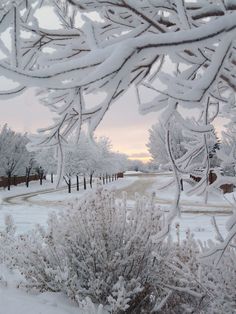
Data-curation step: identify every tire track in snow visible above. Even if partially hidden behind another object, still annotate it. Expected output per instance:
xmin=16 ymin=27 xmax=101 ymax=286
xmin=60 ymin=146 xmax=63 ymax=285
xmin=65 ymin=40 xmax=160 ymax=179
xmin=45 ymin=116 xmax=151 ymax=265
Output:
xmin=2 ymin=185 xmax=77 ymax=207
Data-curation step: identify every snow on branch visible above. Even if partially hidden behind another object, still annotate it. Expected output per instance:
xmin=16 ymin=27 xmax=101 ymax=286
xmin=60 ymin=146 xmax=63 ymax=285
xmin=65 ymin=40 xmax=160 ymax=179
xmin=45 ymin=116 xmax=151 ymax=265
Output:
xmin=0 ymin=1 xmax=235 ymax=248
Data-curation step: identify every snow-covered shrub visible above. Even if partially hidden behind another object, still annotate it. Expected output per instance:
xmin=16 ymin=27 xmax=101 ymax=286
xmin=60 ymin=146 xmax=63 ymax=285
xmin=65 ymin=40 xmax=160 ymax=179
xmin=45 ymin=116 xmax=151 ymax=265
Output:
xmin=6 ymin=188 xmax=209 ymax=313
xmin=173 ymin=229 xmax=236 ymax=314
xmin=78 ymin=297 xmax=105 ymax=314
xmin=199 ymin=240 xmax=236 ymax=314
xmin=2 ymin=189 xmax=235 ymax=313
xmin=9 ymin=188 xmax=171 ymax=312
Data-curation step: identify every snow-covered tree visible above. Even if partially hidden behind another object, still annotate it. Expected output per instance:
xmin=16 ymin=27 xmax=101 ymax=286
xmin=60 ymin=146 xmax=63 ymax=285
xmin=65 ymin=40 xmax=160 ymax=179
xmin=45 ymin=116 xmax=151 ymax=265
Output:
xmin=0 ymin=0 xmax=235 ymax=258
xmin=147 ymin=120 xmax=187 ymax=167
xmin=0 ymin=1 xmax=234 ymax=166
xmin=128 ymin=159 xmax=146 ymax=172
xmin=0 ymin=125 xmax=31 ymax=190
xmin=62 ymin=145 xmax=76 ymax=193
xmin=35 ymin=148 xmax=57 ymax=183
xmin=110 ymin=152 xmax=129 ymax=177
xmin=61 ymin=134 xmax=128 ymax=192
xmin=25 ymin=152 xmax=37 ymax=187
xmin=216 ymin=122 xmax=236 ymax=176
xmin=92 ymin=137 xmax=128 ymax=184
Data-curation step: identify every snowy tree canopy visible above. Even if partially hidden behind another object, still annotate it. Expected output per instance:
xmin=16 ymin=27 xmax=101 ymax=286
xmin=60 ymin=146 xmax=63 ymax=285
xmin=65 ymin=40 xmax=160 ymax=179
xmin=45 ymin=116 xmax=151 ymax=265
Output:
xmin=0 ymin=0 xmax=235 ymax=144
xmin=147 ymin=120 xmax=187 ymax=167
xmin=0 ymin=125 xmax=30 ymax=176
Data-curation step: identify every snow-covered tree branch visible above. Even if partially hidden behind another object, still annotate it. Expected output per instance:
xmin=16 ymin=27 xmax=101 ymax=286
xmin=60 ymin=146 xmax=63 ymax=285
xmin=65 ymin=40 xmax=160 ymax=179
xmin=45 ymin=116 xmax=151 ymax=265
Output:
xmin=0 ymin=0 xmax=236 ymax=258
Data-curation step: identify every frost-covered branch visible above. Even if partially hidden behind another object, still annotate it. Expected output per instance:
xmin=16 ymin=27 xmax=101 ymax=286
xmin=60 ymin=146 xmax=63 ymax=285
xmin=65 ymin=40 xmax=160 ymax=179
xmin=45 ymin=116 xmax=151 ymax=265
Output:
xmin=0 ymin=0 xmax=236 ymax=244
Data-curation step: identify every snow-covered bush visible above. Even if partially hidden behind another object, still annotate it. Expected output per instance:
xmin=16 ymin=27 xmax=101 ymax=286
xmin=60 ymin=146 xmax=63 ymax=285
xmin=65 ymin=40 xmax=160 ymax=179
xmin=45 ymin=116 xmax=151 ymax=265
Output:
xmin=198 ymin=228 xmax=236 ymax=314
xmin=1 ymin=189 xmax=235 ymax=313
xmin=202 ymin=248 xmax=236 ymax=313
xmin=9 ymin=189 xmax=168 ymax=312
xmin=1 ymin=204 xmax=235 ymax=312
xmin=0 ymin=188 xmax=211 ymax=313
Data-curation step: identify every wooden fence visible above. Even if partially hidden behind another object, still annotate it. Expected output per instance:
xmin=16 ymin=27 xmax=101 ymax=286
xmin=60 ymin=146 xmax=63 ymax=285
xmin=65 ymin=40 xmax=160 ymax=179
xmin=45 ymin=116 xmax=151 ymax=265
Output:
xmin=190 ymin=172 xmax=234 ymax=194
xmin=0 ymin=174 xmax=42 ymax=188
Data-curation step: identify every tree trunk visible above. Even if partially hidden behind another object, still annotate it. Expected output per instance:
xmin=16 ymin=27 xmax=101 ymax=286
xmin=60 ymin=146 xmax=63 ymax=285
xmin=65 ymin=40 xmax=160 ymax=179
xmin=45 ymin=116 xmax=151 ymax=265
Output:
xmin=68 ymin=178 xmax=71 ymax=193
xmin=103 ymin=176 xmax=105 ymax=185
xmin=90 ymin=174 xmax=93 ymax=188
xmin=83 ymin=176 xmax=86 ymax=190
xmin=51 ymin=173 xmax=53 ymax=183
xmin=106 ymin=174 xmax=108 ymax=184
xmin=7 ymin=174 xmax=11 ymax=191
xmin=26 ymin=173 xmax=29 ymax=188
xmin=40 ymin=173 xmax=43 ymax=185
xmin=76 ymin=175 xmax=79 ymax=191
xmin=26 ymin=167 xmax=31 ymax=188
xmin=180 ymin=178 xmax=183 ymax=191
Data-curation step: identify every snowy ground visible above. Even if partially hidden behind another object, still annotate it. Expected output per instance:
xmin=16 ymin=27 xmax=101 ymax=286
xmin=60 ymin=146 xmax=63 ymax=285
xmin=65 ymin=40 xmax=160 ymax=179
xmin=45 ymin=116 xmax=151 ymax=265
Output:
xmin=0 ymin=264 xmax=109 ymax=314
xmin=0 ymin=172 xmax=233 ymax=313
xmin=0 ymin=172 xmax=231 ymax=241
xmin=0 ymin=175 xmax=138 ymax=234
xmin=121 ymin=173 xmax=231 ymax=242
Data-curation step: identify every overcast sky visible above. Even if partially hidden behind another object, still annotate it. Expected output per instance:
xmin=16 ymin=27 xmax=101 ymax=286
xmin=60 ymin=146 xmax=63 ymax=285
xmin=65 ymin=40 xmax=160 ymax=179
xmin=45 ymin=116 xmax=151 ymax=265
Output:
xmin=0 ymin=87 xmax=160 ymax=162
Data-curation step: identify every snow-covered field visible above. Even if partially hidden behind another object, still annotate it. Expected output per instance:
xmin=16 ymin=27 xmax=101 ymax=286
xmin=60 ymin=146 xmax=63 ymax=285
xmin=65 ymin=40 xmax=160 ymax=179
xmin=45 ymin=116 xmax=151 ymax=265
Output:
xmin=0 ymin=173 xmax=233 ymax=313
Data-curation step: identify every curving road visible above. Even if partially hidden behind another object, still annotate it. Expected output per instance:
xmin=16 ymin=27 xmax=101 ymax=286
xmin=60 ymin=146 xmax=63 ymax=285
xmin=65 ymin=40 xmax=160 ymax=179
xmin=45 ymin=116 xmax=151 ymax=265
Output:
xmin=0 ymin=173 xmax=231 ymax=239
xmin=115 ymin=174 xmax=233 ymax=215
xmin=3 ymin=185 xmax=75 ymax=207
xmin=3 ymin=174 xmax=232 ymax=215
xmin=2 ymin=173 xmax=233 ymax=215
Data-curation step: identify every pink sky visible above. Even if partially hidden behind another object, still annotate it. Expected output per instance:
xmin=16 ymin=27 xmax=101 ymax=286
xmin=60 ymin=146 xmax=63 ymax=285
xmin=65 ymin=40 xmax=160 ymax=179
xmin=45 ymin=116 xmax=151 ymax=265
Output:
xmin=0 ymin=88 xmax=160 ymax=162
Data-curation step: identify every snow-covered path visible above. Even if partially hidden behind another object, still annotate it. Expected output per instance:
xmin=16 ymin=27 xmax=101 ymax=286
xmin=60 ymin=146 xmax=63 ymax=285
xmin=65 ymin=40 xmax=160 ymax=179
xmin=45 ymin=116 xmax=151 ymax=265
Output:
xmin=0 ymin=173 xmax=231 ymax=240
xmin=3 ymin=173 xmax=232 ymax=214
xmin=115 ymin=173 xmax=233 ymax=214
xmin=0 ymin=176 xmax=138 ymax=233
xmin=115 ymin=173 xmax=231 ymax=241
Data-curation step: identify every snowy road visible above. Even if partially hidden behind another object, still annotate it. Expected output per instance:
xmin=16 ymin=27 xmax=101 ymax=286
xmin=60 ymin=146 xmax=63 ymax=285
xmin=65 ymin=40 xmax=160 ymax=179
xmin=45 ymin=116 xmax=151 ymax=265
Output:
xmin=0 ymin=173 xmax=231 ymax=240
xmin=0 ymin=176 xmax=138 ymax=233
xmin=116 ymin=173 xmax=230 ymax=241
xmin=4 ymin=186 xmax=71 ymax=205
xmin=3 ymin=173 xmax=233 ymax=214
xmin=115 ymin=173 xmax=233 ymax=214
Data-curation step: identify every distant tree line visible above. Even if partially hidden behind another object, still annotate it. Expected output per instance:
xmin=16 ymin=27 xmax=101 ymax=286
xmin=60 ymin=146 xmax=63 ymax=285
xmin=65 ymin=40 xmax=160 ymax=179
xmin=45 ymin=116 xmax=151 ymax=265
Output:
xmin=0 ymin=125 xmax=129 ymax=192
